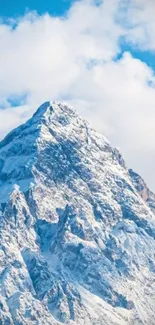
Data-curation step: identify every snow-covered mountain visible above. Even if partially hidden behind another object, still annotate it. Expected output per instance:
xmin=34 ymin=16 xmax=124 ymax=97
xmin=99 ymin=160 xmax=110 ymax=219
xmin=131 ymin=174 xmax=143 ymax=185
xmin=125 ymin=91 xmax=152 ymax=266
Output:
xmin=0 ymin=101 xmax=155 ymax=325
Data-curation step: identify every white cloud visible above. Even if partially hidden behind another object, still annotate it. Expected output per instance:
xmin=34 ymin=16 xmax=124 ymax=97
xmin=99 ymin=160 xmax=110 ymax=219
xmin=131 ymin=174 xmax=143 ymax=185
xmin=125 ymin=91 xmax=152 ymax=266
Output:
xmin=121 ymin=0 xmax=155 ymax=50
xmin=0 ymin=0 xmax=155 ymax=190
xmin=0 ymin=0 xmax=123 ymax=101
xmin=0 ymin=104 xmax=31 ymax=138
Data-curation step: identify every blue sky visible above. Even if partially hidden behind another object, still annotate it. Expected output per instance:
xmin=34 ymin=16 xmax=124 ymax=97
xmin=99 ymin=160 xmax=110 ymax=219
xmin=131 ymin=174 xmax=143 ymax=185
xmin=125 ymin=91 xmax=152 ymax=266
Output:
xmin=0 ymin=0 xmax=155 ymax=190
xmin=0 ymin=0 xmax=76 ymax=17
xmin=118 ymin=43 xmax=155 ymax=72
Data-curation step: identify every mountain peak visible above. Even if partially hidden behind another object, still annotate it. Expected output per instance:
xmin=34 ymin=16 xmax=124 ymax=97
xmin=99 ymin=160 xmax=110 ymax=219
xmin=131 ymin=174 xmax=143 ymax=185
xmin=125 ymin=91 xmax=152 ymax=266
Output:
xmin=32 ymin=101 xmax=76 ymax=123
xmin=32 ymin=101 xmax=52 ymax=118
xmin=0 ymin=101 xmax=76 ymax=150
xmin=0 ymin=101 xmax=155 ymax=325
xmin=0 ymin=101 xmax=105 ymax=203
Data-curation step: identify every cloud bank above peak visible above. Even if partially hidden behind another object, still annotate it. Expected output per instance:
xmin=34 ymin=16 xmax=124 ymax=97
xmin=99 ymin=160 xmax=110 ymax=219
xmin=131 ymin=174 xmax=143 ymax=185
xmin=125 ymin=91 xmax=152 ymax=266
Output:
xmin=0 ymin=0 xmax=155 ymax=190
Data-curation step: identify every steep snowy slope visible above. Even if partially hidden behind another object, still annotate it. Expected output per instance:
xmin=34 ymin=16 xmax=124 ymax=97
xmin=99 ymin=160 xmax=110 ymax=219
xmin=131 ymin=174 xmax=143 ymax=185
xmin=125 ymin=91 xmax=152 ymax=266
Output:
xmin=0 ymin=101 xmax=155 ymax=325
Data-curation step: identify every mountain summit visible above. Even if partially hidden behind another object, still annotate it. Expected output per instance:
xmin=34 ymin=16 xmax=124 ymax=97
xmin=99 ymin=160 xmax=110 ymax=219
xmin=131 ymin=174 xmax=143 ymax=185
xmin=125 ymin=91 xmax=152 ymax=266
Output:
xmin=0 ymin=102 xmax=155 ymax=325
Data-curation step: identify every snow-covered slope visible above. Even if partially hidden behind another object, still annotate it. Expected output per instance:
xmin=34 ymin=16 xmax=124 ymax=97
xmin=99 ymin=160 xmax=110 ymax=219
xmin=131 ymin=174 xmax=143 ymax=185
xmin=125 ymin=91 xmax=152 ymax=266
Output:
xmin=0 ymin=101 xmax=155 ymax=325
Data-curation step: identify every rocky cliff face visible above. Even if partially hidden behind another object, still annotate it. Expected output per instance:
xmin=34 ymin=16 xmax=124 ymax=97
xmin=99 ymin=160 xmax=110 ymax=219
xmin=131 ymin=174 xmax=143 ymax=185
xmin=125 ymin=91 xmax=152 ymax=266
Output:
xmin=0 ymin=101 xmax=155 ymax=325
